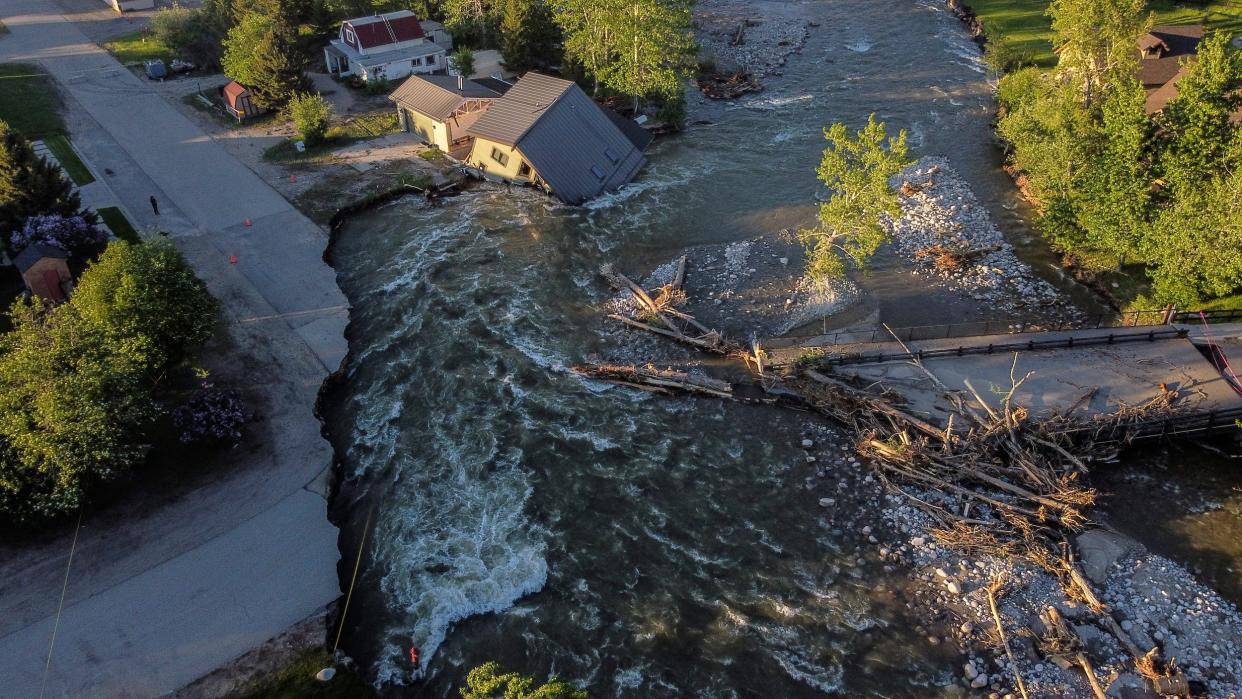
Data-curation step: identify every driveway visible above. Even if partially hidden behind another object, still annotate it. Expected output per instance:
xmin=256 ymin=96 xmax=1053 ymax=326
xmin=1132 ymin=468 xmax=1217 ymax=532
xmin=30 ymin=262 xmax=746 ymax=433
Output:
xmin=0 ymin=1 xmax=347 ymax=696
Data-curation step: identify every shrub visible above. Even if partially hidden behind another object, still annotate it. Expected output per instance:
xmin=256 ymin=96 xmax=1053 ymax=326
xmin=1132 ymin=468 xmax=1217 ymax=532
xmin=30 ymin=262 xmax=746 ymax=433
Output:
xmin=450 ymin=46 xmax=475 ymax=77
xmin=11 ymin=214 xmax=107 ymax=257
xmin=287 ymin=92 xmax=332 ymax=145
xmin=173 ymin=384 xmax=247 ymax=445
xmin=151 ymin=6 xmax=223 ymax=68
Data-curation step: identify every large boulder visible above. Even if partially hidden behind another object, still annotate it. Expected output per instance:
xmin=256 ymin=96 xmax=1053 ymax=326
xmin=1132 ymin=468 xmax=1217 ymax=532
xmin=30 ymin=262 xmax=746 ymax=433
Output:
xmin=1075 ymin=529 xmax=1141 ymax=585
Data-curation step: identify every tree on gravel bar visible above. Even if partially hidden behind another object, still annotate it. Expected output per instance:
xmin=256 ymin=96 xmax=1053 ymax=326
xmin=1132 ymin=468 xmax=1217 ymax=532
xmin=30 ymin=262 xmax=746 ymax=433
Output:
xmin=459 ymin=662 xmax=587 ymax=699
xmin=799 ymin=114 xmax=911 ymax=283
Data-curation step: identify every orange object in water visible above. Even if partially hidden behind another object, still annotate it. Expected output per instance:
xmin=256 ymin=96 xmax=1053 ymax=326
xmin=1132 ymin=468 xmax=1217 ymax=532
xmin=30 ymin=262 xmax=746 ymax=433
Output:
xmin=409 ymin=646 xmax=420 ymax=664
xmin=243 ymin=218 xmax=252 ymax=227
xmin=290 ymin=175 xmax=298 ymax=183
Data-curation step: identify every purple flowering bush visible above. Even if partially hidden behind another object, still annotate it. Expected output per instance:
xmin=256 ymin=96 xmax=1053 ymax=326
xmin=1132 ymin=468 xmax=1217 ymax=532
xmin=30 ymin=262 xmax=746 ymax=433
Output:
xmin=11 ymin=215 xmax=107 ymax=255
xmin=172 ymin=384 xmax=248 ymax=445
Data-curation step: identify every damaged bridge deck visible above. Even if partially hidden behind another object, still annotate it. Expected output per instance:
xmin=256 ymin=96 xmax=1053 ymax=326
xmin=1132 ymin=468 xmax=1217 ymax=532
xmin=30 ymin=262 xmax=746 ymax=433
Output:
xmin=770 ymin=323 xmax=1242 ymax=439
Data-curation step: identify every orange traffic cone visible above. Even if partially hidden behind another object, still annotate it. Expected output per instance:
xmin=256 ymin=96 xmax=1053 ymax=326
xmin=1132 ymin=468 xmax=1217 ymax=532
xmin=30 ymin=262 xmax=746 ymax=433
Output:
xmin=229 ymin=255 xmax=238 ymax=264
xmin=243 ymin=218 xmax=252 ymax=227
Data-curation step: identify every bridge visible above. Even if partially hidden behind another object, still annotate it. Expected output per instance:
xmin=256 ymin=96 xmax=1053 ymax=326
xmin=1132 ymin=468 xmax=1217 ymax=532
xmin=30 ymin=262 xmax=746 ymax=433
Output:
xmin=767 ymin=319 xmax=1242 ymax=441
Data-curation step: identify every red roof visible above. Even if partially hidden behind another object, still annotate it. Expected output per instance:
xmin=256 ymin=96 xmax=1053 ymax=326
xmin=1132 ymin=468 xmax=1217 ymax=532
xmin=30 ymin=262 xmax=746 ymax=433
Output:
xmin=347 ymin=14 xmax=425 ymax=50
xmin=223 ymin=80 xmax=248 ymax=107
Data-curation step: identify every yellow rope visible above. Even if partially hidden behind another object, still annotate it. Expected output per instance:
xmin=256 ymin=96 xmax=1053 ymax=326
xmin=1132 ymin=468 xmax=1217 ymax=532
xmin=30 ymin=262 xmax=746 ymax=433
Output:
xmin=332 ymin=504 xmax=374 ymax=655
xmin=40 ymin=508 xmax=84 ymax=699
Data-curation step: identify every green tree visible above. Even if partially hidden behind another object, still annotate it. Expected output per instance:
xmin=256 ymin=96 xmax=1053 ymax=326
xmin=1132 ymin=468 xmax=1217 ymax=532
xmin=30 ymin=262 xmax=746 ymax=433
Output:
xmin=1156 ymin=31 xmax=1242 ymax=193
xmin=1047 ymin=0 xmax=1149 ymax=106
xmin=222 ymin=7 xmax=309 ymax=109
xmin=0 ymin=120 xmax=91 ymax=240
xmin=459 ymin=662 xmax=586 ymax=699
xmin=0 ymin=300 xmax=153 ymax=523
xmin=443 ymin=0 xmax=499 ymax=44
xmin=799 ymin=115 xmax=911 ymax=282
xmin=498 ymin=0 xmax=560 ymax=74
xmin=71 ymin=239 xmax=219 ymax=376
xmin=286 ymin=92 xmax=333 ymax=144
xmin=450 ymin=46 xmax=476 ymax=77
xmin=1073 ymin=76 xmax=1152 ymax=266
xmin=551 ymin=0 xmax=616 ymax=95
xmin=221 ymin=11 xmax=277 ymax=86
xmin=602 ymin=0 xmax=695 ymax=112
xmin=1144 ymin=145 xmax=1242 ymax=305
xmin=151 ymin=6 xmax=226 ymax=69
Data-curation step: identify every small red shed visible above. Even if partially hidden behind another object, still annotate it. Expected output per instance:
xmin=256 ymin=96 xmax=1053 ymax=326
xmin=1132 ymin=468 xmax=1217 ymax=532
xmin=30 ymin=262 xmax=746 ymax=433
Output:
xmin=222 ymin=81 xmax=264 ymax=121
xmin=14 ymin=243 xmax=71 ymax=302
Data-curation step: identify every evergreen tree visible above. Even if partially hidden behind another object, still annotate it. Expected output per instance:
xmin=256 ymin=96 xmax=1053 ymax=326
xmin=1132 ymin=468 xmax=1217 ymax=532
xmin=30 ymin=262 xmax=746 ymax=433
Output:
xmin=799 ymin=115 xmax=911 ymax=283
xmin=498 ymin=0 xmax=560 ymax=74
xmin=0 ymin=120 xmax=92 ymax=241
xmin=223 ymin=4 xmax=310 ymax=109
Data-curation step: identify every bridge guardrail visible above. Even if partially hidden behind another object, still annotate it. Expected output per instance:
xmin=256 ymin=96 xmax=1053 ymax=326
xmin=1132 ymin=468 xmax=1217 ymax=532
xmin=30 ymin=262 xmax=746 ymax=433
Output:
xmin=811 ymin=328 xmax=1188 ymax=368
xmin=772 ymin=308 xmax=1240 ymax=348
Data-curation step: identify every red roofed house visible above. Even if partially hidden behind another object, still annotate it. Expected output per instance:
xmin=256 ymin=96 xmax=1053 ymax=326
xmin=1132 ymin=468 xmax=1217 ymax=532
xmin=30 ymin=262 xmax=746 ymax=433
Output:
xmin=323 ymin=10 xmax=452 ymax=84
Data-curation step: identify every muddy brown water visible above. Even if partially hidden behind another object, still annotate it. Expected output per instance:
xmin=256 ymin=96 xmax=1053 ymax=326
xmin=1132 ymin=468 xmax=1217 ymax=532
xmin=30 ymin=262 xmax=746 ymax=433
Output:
xmin=319 ymin=1 xmax=1217 ymax=695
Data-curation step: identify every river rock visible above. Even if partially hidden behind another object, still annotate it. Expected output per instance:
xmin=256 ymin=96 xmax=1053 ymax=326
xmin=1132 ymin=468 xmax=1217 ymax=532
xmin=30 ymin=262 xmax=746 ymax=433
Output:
xmin=801 ymin=439 xmax=814 ymax=449
xmin=946 ymin=580 xmax=963 ymax=595
xmin=963 ymin=661 xmax=979 ymax=680
xmin=1105 ymin=671 xmax=1160 ymax=699
xmin=1075 ymin=529 xmax=1140 ymax=584
xmin=970 ymin=673 xmax=988 ymax=689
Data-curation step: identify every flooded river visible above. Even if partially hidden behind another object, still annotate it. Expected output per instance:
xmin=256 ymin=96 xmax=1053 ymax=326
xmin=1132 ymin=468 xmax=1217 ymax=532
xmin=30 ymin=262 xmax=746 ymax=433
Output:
xmin=324 ymin=0 xmax=1114 ymax=694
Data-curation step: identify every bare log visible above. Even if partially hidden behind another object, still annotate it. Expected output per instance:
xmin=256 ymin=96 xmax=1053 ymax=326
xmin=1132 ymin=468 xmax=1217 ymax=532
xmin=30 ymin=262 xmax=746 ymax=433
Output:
xmin=987 ymin=578 xmax=1030 ymax=699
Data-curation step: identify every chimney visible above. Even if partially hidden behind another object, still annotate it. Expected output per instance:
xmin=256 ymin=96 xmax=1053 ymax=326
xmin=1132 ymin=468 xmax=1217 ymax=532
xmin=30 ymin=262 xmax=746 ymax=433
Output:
xmin=458 ymin=74 xmax=464 ymax=90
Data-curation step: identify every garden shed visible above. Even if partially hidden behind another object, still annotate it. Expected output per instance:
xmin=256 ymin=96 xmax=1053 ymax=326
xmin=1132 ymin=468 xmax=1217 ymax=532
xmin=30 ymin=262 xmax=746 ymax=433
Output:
xmin=222 ymin=81 xmax=264 ymax=122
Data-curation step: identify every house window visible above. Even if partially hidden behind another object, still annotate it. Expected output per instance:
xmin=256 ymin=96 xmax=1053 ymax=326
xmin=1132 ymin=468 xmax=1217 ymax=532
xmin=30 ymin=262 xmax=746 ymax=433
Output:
xmin=604 ymin=148 xmax=619 ymax=164
xmin=491 ymin=147 xmax=510 ymax=167
xmin=518 ymin=161 xmax=531 ymax=178
xmin=590 ymin=165 xmax=606 ymax=180
xmin=426 ymin=54 xmax=436 ymax=65
xmin=344 ymin=27 xmax=356 ymax=44
xmin=412 ymin=57 xmax=423 ymax=66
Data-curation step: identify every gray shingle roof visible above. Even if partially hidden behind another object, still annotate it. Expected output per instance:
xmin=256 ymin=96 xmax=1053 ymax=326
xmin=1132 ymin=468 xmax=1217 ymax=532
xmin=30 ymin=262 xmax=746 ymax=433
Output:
xmin=389 ymin=74 xmax=501 ymax=120
xmin=13 ymin=243 xmax=68 ymax=273
xmin=467 ymin=73 xmax=650 ymax=204
xmin=466 ymin=72 xmax=574 ymax=145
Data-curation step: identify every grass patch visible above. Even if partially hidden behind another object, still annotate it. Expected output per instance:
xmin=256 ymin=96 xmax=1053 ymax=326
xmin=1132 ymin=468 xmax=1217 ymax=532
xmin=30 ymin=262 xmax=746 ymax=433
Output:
xmin=103 ymin=29 xmax=174 ymax=66
xmin=232 ymin=650 xmax=376 ymax=699
xmin=0 ymin=20 xmax=9 ymax=35
xmin=263 ymin=111 xmax=401 ymax=162
xmin=419 ymin=146 xmax=446 ymax=162
xmin=42 ymin=135 xmax=95 ymax=185
xmin=97 ymin=207 xmax=141 ymax=244
xmin=0 ymin=64 xmax=64 ymax=138
xmin=967 ymin=0 xmax=1242 ymax=68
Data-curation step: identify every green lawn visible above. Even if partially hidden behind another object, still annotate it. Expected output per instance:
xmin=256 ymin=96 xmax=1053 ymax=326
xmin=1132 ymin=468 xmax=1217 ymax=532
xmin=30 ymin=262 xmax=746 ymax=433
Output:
xmin=263 ymin=110 xmax=400 ymax=162
xmin=43 ymin=134 xmax=95 ymax=185
xmin=0 ymin=64 xmax=65 ymax=138
xmin=102 ymin=29 xmax=174 ymax=66
xmin=97 ymin=207 xmax=141 ymax=244
xmin=0 ymin=20 xmax=10 ymax=35
xmin=967 ymin=0 xmax=1242 ymax=67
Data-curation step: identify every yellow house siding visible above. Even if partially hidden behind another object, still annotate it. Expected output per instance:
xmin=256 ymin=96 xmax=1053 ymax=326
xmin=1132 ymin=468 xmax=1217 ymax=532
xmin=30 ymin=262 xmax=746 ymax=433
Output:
xmin=466 ymin=138 xmax=539 ymax=184
xmin=402 ymin=107 xmax=451 ymax=151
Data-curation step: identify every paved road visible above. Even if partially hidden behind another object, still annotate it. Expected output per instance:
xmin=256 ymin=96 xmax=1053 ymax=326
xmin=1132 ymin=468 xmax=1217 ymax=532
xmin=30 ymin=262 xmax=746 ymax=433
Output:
xmin=0 ymin=1 xmax=348 ymax=696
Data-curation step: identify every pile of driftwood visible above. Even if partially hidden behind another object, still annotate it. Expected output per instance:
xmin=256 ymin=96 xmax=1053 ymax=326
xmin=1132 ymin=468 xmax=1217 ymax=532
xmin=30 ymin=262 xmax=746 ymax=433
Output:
xmin=694 ymin=69 xmax=762 ymax=100
xmin=914 ymin=243 xmax=1001 ymax=271
xmin=582 ymin=263 xmax=1192 ymax=698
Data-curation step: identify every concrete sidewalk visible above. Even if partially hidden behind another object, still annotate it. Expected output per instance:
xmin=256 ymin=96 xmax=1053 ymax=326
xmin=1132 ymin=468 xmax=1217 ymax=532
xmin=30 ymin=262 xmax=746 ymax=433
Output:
xmin=0 ymin=1 xmax=349 ymax=696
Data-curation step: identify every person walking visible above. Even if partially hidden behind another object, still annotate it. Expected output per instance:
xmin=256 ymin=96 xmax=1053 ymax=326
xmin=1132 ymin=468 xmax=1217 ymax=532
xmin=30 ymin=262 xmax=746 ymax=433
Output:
xmin=149 ymin=195 xmax=160 ymax=215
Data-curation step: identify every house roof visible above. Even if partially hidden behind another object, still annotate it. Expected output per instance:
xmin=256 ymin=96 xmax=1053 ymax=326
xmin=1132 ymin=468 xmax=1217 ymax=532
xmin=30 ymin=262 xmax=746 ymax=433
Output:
xmin=603 ymin=107 xmax=654 ymax=151
xmin=222 ymin=80 xmax=248 ymax=105
xmin=354 ymin=41 xmax=443 ymax=68
xmin=389 ymin=74 xmax=502 ymax=120
xmin=1145 ymin=65 xmax=1190 ymax=114
xmin=473 ymin=77 xmax=513 ymax=95
xmin=469 ymin=72 xmax=649 ymax=204
xmin=466 ymin=72 xmax=575 ymax=145
xmin=13 ymin=243 xmax=68 ymax=273
xmin=345 ymin=10 xmax=425 ymax=50
xmin=1137 ymin=25 xmax=1204 ymax=87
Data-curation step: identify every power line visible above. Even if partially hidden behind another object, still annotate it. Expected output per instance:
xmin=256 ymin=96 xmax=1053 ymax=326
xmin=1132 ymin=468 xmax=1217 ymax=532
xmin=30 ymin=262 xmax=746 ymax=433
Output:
xmin=39 ymin=508 xmax=84 ymax=699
